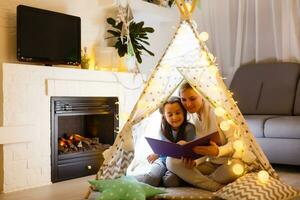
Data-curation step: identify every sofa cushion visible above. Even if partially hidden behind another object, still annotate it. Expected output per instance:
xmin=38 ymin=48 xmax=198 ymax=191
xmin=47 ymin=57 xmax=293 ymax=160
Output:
xmin=294 ymin=80 xmax=300 ymax=115
xmin=244 ymin=115 xmax=277 ymax=138
xmin=256 ymin=138 xmax=300 ymax=165
xmin=230 ymin=63 xmax=300 ymax=115
xmin=264 ymin=116 xmax=300 ymax=139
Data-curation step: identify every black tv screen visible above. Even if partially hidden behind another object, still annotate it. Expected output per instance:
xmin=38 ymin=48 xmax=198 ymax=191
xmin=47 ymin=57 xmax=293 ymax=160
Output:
xmin=17 ymin=5 xmax=81 ymax=66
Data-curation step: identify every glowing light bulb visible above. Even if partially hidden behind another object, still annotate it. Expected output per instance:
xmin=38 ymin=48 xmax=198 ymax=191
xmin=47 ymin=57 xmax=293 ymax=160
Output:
xmin=234 ymin=130 xmax=241 ymax=138
xmin=220 ymin=120 xmax=230 ymax=131
xmin=232 ymin=163 xmax=244 ymax=175
xmin=258 ymin=170 xmax=269 ymax=183
xmin=137 ymin=100 xmax=147 ymax=109
xmin=199 ymin=32 xmax=209 ymax=42
xmin=210 ymin=66 xmax=219 ymax=75
xmin=257 ymin=170 xmax=270 ymax=183
xmin=233 ymin=140 xmax=244 ymax=152
xmin=214 ymin=107 xmax=226 ymax=117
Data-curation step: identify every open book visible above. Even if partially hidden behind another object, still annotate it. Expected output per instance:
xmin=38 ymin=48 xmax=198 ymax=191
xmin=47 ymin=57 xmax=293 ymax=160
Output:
xmin=145 ymin=132 xmax=220 ymax=160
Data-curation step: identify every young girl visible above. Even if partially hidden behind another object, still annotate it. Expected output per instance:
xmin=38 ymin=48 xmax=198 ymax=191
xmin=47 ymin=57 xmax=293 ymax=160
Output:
xmin=137 ymin=96 xmax=196 ymax=187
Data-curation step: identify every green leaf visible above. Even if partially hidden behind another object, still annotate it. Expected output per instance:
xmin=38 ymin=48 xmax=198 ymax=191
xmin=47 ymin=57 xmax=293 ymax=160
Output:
xmin=135 ymin=21 xmax=144 ymax=32
xmin=116 ymin=21 xmax=123 ymax=30
xmin=136 ymin=38 xmax=150 ymax=45
xmin=106 ymin=18 xmax=116 ymax=26
xmin=141 ymin=27 xmax=154 ymax=33
xmin=107 ymin=30 xmax=121 ymax=37
xmin=139 ymin=45 xmax=154 ymax=56
xmin=127 ymin=41 xmax=135 ymax=57
xmin=118 ymin=44 xmax=127 ymax=57
xmin=135 ymin=53 xmax=142 ymax=63
xmin=139 ymin=35 xmax=149 ymax=40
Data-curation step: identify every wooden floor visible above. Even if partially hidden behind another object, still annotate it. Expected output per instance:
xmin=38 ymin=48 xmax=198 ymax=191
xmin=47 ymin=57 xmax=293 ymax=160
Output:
xmin=0 ymin=165 xmax=299 ymax=200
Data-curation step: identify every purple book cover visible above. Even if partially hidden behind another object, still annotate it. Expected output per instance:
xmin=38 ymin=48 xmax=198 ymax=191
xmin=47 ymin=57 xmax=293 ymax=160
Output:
xmin=145 ymin=132 xmax=219 ymax=159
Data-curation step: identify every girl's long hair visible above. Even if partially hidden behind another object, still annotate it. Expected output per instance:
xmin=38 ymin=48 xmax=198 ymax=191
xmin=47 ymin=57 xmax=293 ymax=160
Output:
xmin=159 ymin=96 xmax=188 ymax=142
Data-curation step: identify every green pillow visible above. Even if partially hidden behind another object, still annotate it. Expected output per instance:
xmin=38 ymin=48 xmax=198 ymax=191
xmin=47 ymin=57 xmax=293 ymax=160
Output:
xmin=89 ymin=176 xmax=166 ymax=200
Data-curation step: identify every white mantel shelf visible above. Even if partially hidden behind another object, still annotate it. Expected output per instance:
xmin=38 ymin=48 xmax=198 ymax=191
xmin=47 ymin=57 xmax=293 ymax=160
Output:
xmin=0 ymin=62 xmax=143 ymax=193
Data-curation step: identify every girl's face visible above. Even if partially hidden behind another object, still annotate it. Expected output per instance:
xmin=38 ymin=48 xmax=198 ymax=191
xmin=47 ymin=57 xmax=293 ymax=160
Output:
xmin=164 ymin=102 xmax=185 ymax=130
xmin=180 ymin=88 xmax=203 ymax=114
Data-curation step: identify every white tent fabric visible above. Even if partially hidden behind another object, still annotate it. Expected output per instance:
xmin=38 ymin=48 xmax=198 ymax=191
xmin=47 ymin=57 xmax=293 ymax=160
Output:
xmin=97 ymin=19 xmax=278 ymax=181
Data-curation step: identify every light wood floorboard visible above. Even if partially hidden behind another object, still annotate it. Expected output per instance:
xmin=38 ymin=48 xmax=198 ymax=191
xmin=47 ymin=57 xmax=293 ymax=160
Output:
xmin=0 ymin=165 xmax=299 ymax=200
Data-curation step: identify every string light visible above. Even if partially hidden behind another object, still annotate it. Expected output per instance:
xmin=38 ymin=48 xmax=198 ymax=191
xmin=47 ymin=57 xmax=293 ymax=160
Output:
xmin=199 ymin=32 xmax=209 ymax=42
xmin=214 ymin=107 xmax=226 ymax=117
xmin=220 ymin=120 xmax=231 ymax=131
xmin=232 ymin=163 xmax=244 ymax=175
xmin=233 ymin=140 xmax=244 ymax=152
xmin=234 ymin=130 xmax=241 ymax=138
xmin=209 ymin=65 xmax=219 ymax=75
xmin=137 ymin=100 xmax=147 ymax=109
xmin=258 ymin=170 xmax=269 ymax=183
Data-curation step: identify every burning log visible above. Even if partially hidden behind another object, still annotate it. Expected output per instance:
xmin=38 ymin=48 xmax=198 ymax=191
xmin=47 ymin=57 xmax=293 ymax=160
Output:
xmin=58 ymin=133 xmax=110 ymax=154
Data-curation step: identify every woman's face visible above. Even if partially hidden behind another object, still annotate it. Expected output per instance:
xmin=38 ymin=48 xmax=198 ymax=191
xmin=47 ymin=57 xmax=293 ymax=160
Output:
xmin=180 ymin=88 xmax=203 ymax=114
xmin=164 ymin=102 xmax=185 ymax=130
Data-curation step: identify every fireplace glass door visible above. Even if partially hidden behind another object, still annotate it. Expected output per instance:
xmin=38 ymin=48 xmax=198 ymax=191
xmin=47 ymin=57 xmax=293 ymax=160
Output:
xmin=51 ymin=97 xmax=118 ymax=182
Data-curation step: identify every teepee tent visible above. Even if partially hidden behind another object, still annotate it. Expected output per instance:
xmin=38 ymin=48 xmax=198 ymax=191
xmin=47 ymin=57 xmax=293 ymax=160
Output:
xmin=96 ymin=0 xmax=278 ymax=185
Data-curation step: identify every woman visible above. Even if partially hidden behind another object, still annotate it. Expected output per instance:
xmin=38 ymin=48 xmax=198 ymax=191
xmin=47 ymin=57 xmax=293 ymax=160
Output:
xmin=166 ymin=82 xmax=244 ymax=191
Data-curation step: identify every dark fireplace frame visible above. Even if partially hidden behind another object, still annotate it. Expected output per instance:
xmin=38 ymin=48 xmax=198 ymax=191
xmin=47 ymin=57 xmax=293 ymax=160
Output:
xmin=50 ymin=96 xmax=118 ymax=182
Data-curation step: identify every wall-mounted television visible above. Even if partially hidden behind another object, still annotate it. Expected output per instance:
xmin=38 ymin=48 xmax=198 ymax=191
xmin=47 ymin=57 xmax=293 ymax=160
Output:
xmin=17 ymin=5 xmax=81 ymax=66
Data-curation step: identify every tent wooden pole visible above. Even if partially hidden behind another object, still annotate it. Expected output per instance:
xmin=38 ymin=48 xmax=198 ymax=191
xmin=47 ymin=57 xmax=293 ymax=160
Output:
xmin=190 ymin=0 xmax=198 ymax=14
xmin=180 ymin=0 xmax=190 ymax=15
xmin=174 ymin=0 xmax=186 ymax=18
xmin=175 ymin=0 xmax=198 ymax=20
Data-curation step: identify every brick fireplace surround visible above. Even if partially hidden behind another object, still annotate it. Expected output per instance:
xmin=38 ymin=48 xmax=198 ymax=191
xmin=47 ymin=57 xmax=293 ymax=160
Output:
xmin=0 ymin=63 xmax=142 ymax=193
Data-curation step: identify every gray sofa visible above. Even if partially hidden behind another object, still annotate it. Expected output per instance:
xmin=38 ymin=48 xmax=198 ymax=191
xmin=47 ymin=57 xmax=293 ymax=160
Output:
xmin=230 ymin=63 xmax=300 ymax=165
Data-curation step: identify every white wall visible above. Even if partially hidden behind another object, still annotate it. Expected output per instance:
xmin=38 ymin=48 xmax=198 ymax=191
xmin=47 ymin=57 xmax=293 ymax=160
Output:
xmin=0 ymin=63 xmax=143 ymax=192
xmin=0 ymin=0 xmax=181 ymax=76
xmin=0 ymin=0 xmax=118 ymax=65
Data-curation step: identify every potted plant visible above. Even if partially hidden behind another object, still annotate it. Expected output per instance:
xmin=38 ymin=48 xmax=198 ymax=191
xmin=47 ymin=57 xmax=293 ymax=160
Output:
xmin=106 ymin=17 xmax=155 ymax=64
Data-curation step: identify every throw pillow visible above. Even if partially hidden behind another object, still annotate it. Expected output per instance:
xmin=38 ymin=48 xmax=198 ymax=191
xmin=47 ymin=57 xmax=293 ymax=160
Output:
xmin=214 ymin=172 xmax=300 ymax=200
xmin=89 ymin=176 xmax=165 ymax=200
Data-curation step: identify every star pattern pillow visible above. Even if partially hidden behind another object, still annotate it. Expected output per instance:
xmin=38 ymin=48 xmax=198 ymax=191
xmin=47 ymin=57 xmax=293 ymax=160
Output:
xmin=214 ymin=172 xmax=300 ymax=200
xmin=89 ymin=176 xmax=165 ymax=200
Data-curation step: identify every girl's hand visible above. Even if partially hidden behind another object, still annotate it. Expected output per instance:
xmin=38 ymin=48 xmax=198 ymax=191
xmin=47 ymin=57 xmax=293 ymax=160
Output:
xmin=147 ymin=154 xmax=159 ymax=164
xmin=177 ymin=140 xmax=187 ymax=145
xmin=193 ymin=140 xmax=219 ymax=156
xmin=181 ymin=157 xmax=195 ymax=169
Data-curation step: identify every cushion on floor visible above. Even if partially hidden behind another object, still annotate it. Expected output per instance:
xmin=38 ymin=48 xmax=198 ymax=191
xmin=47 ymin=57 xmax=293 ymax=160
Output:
xmin=151 ymin=187 xmax=217 ymax=200
xmin=88 ymin=187 xmax=217 ymax=200
xmin=88 ymin=176 xmax=165 ymax=200
xmin=214 ymin=172 xmax=300 ymax=200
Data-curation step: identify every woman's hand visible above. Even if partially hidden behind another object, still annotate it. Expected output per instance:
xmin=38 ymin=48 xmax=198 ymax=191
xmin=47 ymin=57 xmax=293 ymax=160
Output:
xmin=193 ymin=140 xmax=219 ymax=156
xmin=147 ymin=154 xmax=159 ymax=164
xmin=181 ymin=157 xmax=196 ymax=169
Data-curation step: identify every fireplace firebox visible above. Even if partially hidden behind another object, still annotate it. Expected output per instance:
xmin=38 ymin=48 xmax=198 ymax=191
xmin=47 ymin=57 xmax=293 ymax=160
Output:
xmin=51 ymin=97 xmax=118 ymax=182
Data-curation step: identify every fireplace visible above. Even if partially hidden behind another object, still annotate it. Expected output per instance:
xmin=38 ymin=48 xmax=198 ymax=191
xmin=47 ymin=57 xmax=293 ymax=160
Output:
xmin=51 ymin=97 xmax=118 ymax=182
